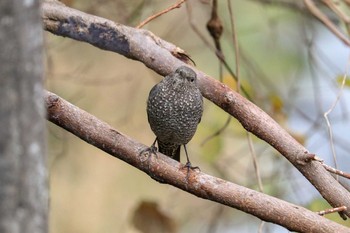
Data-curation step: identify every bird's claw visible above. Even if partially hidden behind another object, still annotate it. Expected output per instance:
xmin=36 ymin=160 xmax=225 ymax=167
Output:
xmin=183 ymin=161 xmax=200 ymax=182
xmin=184 ymin=161 xmax=200 ymax=171
xmin=139 ymin=145 xmax=158 ymax=162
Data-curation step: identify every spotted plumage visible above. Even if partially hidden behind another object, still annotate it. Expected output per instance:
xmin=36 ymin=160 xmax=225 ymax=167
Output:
xmin=146 ymin=66 xmax=203 ymax=164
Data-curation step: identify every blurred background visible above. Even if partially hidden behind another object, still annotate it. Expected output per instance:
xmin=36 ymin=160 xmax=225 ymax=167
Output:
xmin=46 ymin=0 xmax=350 ymax=232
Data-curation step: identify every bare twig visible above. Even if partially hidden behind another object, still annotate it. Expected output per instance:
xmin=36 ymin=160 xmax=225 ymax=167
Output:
xmin=44 ymin=90 xmax=350 ymax=233
xmin=323 ymin=55 xmax=349 ymax=177
xmin=186 ymin=0 xmax=252 ymax=98
xmin=247 ymin=132 xmax=264 ymax=193
xmin=185 ymin=1 xmax=214 ymax=50
xmin=317 ymin=206 xmax=348 ymax=216
xmin=258 ymin=221 xmax=266 ymax=233
xmin=322 ymin=0 xmax=350 ymax=24
xmin=227 ymin=0 xmax=266 ymax=202
xmin=322 ymin=163 xmax=350 ymax=179
xmin=206 ymin=0 xmax=223 ymax=52
xmin=200 ymin=116 xmax=231 ymax=146
xmin=303 ymin=0 xmax=350 ymax=46
xmin=136 ymin=0 xmax=186 ymax=29
xmin=200 ymin=0 xmax=232 ymax=145
xmin=227 ymin=0 xmax=240 ymax=92
xmin=41 ymin=0 xmax=350 ymax=218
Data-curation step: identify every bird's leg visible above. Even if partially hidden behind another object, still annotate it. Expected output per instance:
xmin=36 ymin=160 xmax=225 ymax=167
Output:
xmin=139 ymin=138 xmax=158 ymax=162
xmin=183 ymin=145 xmax=200 ymax=173
xmin=149 ymin=138 xmax=158 ymax=155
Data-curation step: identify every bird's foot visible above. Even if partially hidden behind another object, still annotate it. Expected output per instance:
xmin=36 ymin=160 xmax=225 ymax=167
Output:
xmin=184 ymin=161 xmax=200 ymax=171
xmin=183 ymin=161 xmax=200 ymax=182
xmin=139 ymin=144 xmax=158 ymax=162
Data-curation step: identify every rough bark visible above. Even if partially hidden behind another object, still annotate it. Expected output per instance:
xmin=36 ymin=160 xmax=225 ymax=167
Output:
xmin=41 ymin=0 xmax=350 ymax=218
xmin=45 ymin=90 xmax=350 ymax=233
xmin=0 ymin=1 xmax=48 ymax=233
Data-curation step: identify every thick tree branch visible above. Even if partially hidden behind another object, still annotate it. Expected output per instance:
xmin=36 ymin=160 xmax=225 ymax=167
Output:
xmin=41 ymin=0 xmax=350 ymax=218
xmin=45 ymin=90 xmax=350 ymax=233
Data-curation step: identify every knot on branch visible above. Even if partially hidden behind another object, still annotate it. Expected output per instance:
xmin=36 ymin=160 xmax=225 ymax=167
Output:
xmin=46 ymin=93 xmax=59 ymax=109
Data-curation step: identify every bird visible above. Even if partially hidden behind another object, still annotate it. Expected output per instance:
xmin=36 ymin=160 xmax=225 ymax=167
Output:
xmin=145 ymin=66 xmax=203 ymax=168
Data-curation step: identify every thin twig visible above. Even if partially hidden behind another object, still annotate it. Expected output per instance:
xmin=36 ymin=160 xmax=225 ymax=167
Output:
xmin=258 ymin=221 xmax=266 ymax=233
xmin=303 ymin=0 xmax=350 ymax=46
xmin=206 ymin=0 xmax=223 ymax=52
xmin=136 ymin=0 xmax=186 ymax=29
xmin=185 ymin=0 xmax=214 ymax=50
xmin=317 ymin=206 xmax=348 ymax=216
xmin=322 ymin=0 xmax=350 ymax=23
xmin=186 ymin=0 xmax=252 ymax=99
xmin=247 ymin=132 xmax=264 ymax=193
xmin=323 ymin=55 xmax=350 ymax=178
xmin=322 ymin=162 xmax=350 ymax=179
xmin=227 ymin=0 xmax=240 ymax=92
xmin=200 ymin=116 xmax=231 ymax=146
xmin=195 ymin=0 xmax=231 ymax=145
xmin=228 ymin=6 xmax=265 ymax=230
xmin=321 ymin=0 xmax=350 ymax=50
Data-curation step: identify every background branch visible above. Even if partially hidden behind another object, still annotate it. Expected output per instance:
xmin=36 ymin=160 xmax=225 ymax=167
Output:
xmin=45 ymin=90 xmax=350 ymax=233
xmin=136 ymin=0 xmax=186 ymax=29
xmin=42 ymin=0 xmax=350 ymax=218
xmin=303 ymin=0 xmax=350 ymax=46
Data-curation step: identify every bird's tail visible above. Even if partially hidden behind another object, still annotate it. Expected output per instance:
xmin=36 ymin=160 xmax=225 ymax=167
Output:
xmin=157 ymin=140 xmax=180 ymax=162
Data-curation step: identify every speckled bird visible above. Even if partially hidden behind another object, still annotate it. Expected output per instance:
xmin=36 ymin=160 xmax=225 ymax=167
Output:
xmin=146 ymin=66 xmax=203 ymax=166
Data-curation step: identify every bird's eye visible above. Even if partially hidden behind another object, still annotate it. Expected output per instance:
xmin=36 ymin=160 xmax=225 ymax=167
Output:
xmin=190 ymin=78 xmax=194 ymax=82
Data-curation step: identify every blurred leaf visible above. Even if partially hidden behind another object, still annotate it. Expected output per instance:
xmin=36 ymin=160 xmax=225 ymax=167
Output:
xmin=222 ymin=75 xmax=254 ymax=99
xmin=269 ymin=94 xmax=284 ymax=114
xmin=336 ymin=75 xmax=350 ymax=87
xmin=132 ymin=201 xmax=177 ymax=233
xmin=222 ymin=74 xmax=237 ymax=90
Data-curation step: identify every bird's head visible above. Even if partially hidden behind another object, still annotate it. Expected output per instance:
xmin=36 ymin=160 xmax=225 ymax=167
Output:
xmin=170 ymin=66 xmax=198 ymax=90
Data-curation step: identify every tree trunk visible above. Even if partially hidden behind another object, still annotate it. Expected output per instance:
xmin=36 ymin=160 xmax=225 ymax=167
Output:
xmin=0 ymin=0 xmax=48 ymax=233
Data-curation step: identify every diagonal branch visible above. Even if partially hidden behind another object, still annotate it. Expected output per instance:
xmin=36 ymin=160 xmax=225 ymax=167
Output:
xmin=44 ymin=90 xmax=350 ymax=233
xmin=41 ymin=0 xmax=350 ymax=218
xmin=136 ymin=0 xmax=187 ymax=29
xmin=304 ymin=0 xmax=350 ymax=46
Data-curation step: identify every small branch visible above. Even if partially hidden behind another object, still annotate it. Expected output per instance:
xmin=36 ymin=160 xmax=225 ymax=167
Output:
xmin=247 ymin=132 xmax=264 ymax=193
xmin=200 ymin=116 xmax=231 ymax=146
xmin=303 ymin=0 xmax=350 ymax=46
xmin=44 ymin=90 xmax=350 ymax=233
xmin=308 ymin=154 xmax=350 ymax=180
xmin=322 ymin=0 xmax=350 ymax=24
xmin=322 ymin=163 xmax=350 ymax=179
xmin=187 ymin=0 xmax=252 ymax=98
xmin=136 ymin=0 xmax=186 ymax=29
xmin=323 ymin=55 xmax=349 ymax=177
xmin=317 ymin=206 xmax=348 ymax=216
xmin=227 ymin=0 xmax=241 ymax=92
xmin=206 ymin=0 xmax=223 ymax=51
